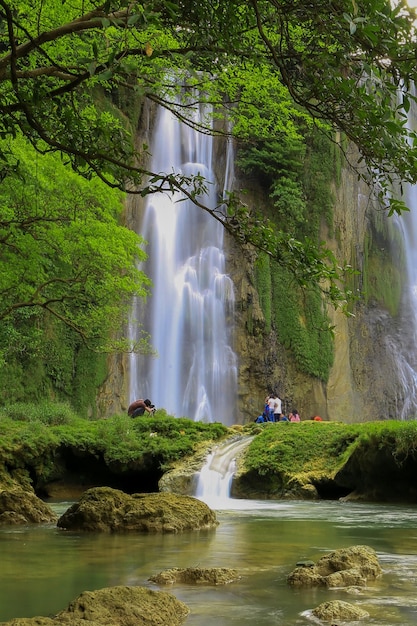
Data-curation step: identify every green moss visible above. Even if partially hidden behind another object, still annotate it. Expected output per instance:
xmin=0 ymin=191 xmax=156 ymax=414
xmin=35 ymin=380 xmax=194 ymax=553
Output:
xmin=243 ymin=420 xmax=417 ymax=488
xmin=302 ymin=129 xmax=335 ymax=236
xmin=72 ymin=345 xmax=108 ymax=418
xmin=271 ymin=263 xmax=334 ymax=380
xmin=362 ymin=218 xmax=405 ymax=316
xmin=245 ymin=127 xmax=337 ymax=380
xmin=0 ymin=405 xmax=229 ymax=485
xmin=254 ymin=252 xmax=272 ymax=333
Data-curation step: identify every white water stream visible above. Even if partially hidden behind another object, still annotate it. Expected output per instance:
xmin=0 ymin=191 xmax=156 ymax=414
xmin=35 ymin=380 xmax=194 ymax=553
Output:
xmin=129 ymin=101 xmax=238 ymax=424
xmin=390 ymin=178 xmax=417 ymax=418
xmin=195 ymin=436 xmax=255 ymax=507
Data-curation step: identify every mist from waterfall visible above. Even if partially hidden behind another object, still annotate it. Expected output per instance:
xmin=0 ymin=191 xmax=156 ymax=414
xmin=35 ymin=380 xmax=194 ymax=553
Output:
xmin=129 ymin=102 xmax=238 ymax=424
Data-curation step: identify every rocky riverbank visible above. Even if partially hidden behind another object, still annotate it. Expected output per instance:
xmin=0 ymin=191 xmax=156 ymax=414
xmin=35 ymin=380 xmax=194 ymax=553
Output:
xmin=1 ymin=412 xmax=417 ymax=511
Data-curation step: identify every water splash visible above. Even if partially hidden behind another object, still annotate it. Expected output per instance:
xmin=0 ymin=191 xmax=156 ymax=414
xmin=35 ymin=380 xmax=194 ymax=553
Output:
xmin=129 ymin=101 xmax=238 ymax=424
xmin=195 ymin=436 xmax=255 ymax=507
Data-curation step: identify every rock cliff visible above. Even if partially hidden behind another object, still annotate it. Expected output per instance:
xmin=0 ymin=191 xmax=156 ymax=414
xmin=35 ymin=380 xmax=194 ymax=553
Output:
xmin=99 ymin=106 xmax=414 ymax=424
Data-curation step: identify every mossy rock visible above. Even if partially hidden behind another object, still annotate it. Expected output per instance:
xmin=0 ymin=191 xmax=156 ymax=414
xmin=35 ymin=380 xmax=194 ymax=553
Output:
xmin=288 ymin=544 xmax=382 ymax=588
xmin=57 ymin=486 xmax=218 ymax=533
xmin=0 ymin=585 xmax=190 ymax=626
xmin=149 ymin=567 xmax=241 ymax=585
xmin=0 ymin=489 xmax=57 ymax=526
xmin=57 ymin=585 xmax=189 ymax=625
xmin=312 ymin=599 xmax=369 ymax=621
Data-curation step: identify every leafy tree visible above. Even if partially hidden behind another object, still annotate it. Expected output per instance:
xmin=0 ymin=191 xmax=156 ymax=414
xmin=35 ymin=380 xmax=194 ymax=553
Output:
xmin=1 ymin=0 xmax=417 ymax=315
xmin=0 ymin=134 xmax=150 ymax=354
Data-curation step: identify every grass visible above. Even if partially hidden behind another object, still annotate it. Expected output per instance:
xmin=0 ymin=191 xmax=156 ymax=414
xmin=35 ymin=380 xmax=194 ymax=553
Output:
xmin=243 ymin=420 xmax=417 ymax=478
xmin=0 ymin=402 xmax=229 ymax=482
xmin=2 ymin=402 xmax=417 ymax=495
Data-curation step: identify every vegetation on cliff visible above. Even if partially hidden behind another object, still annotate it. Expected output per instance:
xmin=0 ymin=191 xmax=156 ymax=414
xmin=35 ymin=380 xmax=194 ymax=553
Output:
xmin=237 ymin=124 xmax=340 ymax=382
xmin=2 ymin=0 xmax=417 ymax=410
xmin=0 ymin=403 xmax=228 ymax=493
xmin=3 ymin=0 xmax=417 ymax=324
xmin=240 ymin=420 xmax=417 ymax=502
xmin=2 ymin=406 xmax=417 ymax=504
xmin=0 ymin=135 xmax=151 ymax=411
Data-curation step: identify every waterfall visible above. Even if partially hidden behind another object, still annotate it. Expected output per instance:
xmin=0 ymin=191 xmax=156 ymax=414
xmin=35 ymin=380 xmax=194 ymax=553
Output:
xmin=387 ymin=96 xmax=417 ymax=419
xmin=195 ymin=436 xmax=254 ymax=505
xmin=129 ymin=101 xmax=238 ymax=424
xmin=391 ymin=186 xmax=417 ymax=419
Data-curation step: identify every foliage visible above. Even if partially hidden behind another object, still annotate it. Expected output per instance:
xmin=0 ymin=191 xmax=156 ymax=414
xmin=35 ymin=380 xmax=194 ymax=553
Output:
xmin=0 ymin=404 xmax=229 ymax=474
xmin=243 ymin=125 xmax=338 ymax=379
xmin=244 ymin=420 xmax=417 ymax=485
xmin=243 ymin=421 xmax=366 ymax=477
xmin=0 ymin=400 xmax=78 ymax=425
xmin=0 ymin=133 xmax=151 ymax=354
xmin=1 ymin=0 xmax=417 ymax=315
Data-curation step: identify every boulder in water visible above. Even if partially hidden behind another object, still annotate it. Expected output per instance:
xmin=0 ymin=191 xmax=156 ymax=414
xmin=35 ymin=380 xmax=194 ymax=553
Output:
xmin=0 ymin=488 xmax=57 ymax=525
xmin=57 ymin=486 xmax=218 ymax=533
xmin=0 ymin=585 xmax=190 ymax=625
xmin=287 ymin=544 xmax=382 ymax=588
xmin=312 ymin=599 xmax=369 ymax=621
xmin=149 ymin=567 xmax=241 ymax=585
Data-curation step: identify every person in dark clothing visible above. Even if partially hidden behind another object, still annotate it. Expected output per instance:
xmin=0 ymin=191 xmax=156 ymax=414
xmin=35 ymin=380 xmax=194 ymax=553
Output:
xmin=128 ymin=398 xmax=155 ymax=417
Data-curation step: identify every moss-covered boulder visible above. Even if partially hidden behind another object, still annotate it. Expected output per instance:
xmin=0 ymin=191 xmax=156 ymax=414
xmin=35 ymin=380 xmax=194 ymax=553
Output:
xmin=149 ymin=567 xmax=241 ymax=585
xmin=0 ymin=488 xmax=57 ymax=525
xmin=57 ymin=486 xmax=218 ymax=533
xmin=0 ymin=585 xmax=190 ymax=626
xmin=287 ymin=545 xmax=382 ymax=588
xmin=57 ymin=585 xmax=189 ymax=625
xmin=312 ymin=599 xmax=369 ymax=621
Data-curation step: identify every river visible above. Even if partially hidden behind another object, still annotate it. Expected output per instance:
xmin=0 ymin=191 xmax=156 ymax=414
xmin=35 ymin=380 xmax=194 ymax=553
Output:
xmin=1 ymin=498 xmax=417 ymax=624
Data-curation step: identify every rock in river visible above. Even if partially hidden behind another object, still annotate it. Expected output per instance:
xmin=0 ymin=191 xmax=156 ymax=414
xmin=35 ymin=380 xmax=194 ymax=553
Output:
xmin=0 ymin=585 xmax=190 ymax=625
xmin=0 ymin=488 xmax=57 ymax=526
xmin=57 ymin=486 xmax=218 ymax=533
xmin=287 ymin=544 xmax=382 ymax=588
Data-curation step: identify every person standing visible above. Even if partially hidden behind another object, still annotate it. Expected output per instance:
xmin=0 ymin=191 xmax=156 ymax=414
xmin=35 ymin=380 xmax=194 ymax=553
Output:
xmin=273 ymin=393 xmax=282 ymax=422
xmin=267 ymin=394 xmax=276 ymax=421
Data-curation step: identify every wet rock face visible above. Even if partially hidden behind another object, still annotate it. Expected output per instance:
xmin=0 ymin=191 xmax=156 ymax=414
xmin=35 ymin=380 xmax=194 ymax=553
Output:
xmin=287 ymin=544 xmax=382 ymax=588
xmin=57 ymin=486 xmax=218 ymax=533
xmin=0 ymin=585 xmax=190 ymax=626
xmin=149 ymin=567 xmax=241 ymax=585
xmin=0 ymin=489 xmax=57 ymax=526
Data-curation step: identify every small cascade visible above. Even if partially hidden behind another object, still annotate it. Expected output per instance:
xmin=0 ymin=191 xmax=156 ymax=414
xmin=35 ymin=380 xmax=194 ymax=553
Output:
xmin=195 ymin=436 xmax=254 ymax=505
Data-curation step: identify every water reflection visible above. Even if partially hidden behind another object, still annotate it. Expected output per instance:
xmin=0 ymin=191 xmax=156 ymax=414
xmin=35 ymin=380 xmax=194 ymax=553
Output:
xmin=1 ymin=499 xmax=417 ymax=624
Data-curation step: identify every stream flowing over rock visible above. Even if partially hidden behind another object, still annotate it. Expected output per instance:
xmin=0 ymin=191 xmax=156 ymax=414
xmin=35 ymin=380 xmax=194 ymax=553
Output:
xmin=57 ymin=486 xmax=218 ymax=533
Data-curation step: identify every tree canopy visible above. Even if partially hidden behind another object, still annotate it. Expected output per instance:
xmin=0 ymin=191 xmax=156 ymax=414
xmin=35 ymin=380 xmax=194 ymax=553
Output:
xmin=1 ymin=0 xmax=417 ymax=319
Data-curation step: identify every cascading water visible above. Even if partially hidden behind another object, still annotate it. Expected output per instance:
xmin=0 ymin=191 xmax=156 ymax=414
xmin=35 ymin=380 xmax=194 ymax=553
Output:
xmin=386 ymin=97 xmax=417 ymax=419
xmin=390 ymin=185 xmax=417 ymax=419
xmin=195 ymin=436 xmax=255 ymax=505
xmin=129 ymin=101 xmax=238 ymax=424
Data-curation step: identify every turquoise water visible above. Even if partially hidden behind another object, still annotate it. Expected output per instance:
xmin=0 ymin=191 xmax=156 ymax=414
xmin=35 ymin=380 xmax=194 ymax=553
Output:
xmin=1 ymin=499 xmax=417 ymax=624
